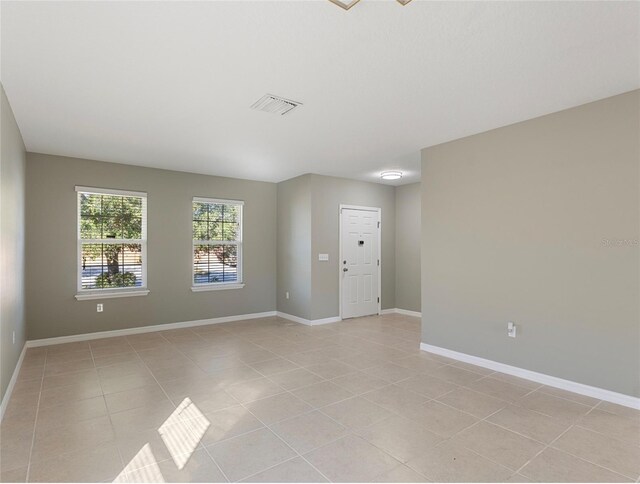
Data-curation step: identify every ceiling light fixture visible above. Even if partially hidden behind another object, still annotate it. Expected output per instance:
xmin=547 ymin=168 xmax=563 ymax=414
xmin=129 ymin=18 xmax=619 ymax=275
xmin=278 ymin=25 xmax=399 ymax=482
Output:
xmin=329 ymin=0 xmax=411 ymax=10
xmin=381 ymin=171 xmax=403 ymax=180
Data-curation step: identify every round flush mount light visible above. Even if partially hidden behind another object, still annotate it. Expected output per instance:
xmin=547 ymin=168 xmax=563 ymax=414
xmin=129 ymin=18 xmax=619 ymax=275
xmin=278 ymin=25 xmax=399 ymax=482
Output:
xmin=380 ymin=171 xmax=403 ymax=181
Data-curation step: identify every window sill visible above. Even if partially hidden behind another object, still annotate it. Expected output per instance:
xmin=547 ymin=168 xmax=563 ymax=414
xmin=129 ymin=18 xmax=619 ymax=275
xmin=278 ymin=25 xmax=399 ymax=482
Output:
xmin=191 ymin=283 xmax=245 ymax=292
xmin=75 ymin=289 xmax=150 ymax=301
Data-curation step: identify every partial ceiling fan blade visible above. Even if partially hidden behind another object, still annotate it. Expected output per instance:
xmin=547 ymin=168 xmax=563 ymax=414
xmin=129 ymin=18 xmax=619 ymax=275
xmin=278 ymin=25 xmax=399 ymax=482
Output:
xmin=328 ymin=0 xmax=362 ymax=10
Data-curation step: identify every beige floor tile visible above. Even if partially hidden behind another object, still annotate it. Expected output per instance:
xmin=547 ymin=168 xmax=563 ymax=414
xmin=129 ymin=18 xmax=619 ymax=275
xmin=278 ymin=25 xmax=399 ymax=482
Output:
xmin=334 ymin=352 xmax=385 ymax=370
xmin=426 ymin=365 xmax=485 ymax=386
xmin=41 ymin=368 xmax=101 ymax=391
xmin=38 ymin=379 xmax=103 ymax=408
xmin=578 ymin=408 xmax=640 ymax=446
xmin=149 ymin=363 xmax=209 ymax=383
xmin=553 ymin=425 xmax=640 ymax=479
xmin=537 ymin=385 xmax=601 ymax=407
xmin=0 ymin=436 xmax=32 ymax=472
xmin=487 ymin=404 xmax=571 ymax=443
xmin=395 ymin=373 xmax=459 ymax=399
xmin=97 ymin=361 xmax=153 ymax=379
xmin=519 ymin=390 xmax=594 ymax=423
xmin=451 ymin=421 xmax=545 ymax=470
xmin=28 ymin=443 xmax=123 ymax=483
xmin=116 ymin=429 xmax=176 ymax=470
xmin=362 ymin=363 xmax=419 ymax=383
xmin=240 ymin=456 xmax=328 ymax=482
xmin=450 ymin=361 xmax=495 ymax=376
xmin=245 ymin=392 xmax=313 ymax=425
xmin=249 ymin=357 xmax=300 ymax=376
xmin=16 ymin=366 xmax=44 ymax=382
xmin=225 ymin=377 xmax=286 ymax=403
xmin=152 ymin=448 xmax=226 ymax=482
xmin=361 ymin=385 xmax=428 ymax=414
xmin=355 ymin=414 xmax=443 ymax=463
xmin=404 ymin=400 xmax=478 ymax=438
xmin=292 ymin=381 xmax=354 ymax=408
xmin=45 ymin=349 xmax=92 ymax=365
xmin=46 ymin=341 xmax=90 ymax=355
xmin=105 ymin=384 xmax=168 ymax=414
xmin=31 ymin=415 xmax=116 ymax=462
xmin=207 ymin=365 xmax=264 ymax=387
xmin=330 ymin=371 xmax=388 ymax=395
xmin=596 ymin=401 xmax=640 ymax=421
xmin=93 ymin=352 xmax=141 ymax=368
xmin=465 ymin=377 xmax=537 ymax=402
xmin=35 ymin=395 xmax=108 ymax=432
xmin=436 ymin=387 xmax=507 ymax=418
xmin=406 ymin=440 xmax=513 ymax=482
xmin=320 ymin=396 xmax=392 ymax=429
xmin=304 ymin=435 xmax=401 ymax=482
xmin=371 ymin=464 xmax=428 ymax=482
xmin=207 ymin=428 xmax=297 ymax=481
xmin=520 ymin=447 xmax=631 ymax=482
xmin=393 ymin=355 xmax=447 ymax=373
xmin=271 ymin=410 xmax=347 ymax=453
xmin=268 ymin=368 xmax=325 ymax=391
xmin=305 ymin=361 xmax=358 ymax=379
xmin=0 ymin=465 xmax=27 ymax=483
xmin=172 ymin=387 xmax=238 ymax=415
xmin=110 ymin=401 xmax=178 ymax=438
xmin=489 ymin=372 xmax=543 ymax=390
xmin=504 ymin=473 xmax=534 ymax=482
xmin=44 ymin=358 xmax=95 ymax=377
xmin=197 ymin=405 xmax=264 ymax=445
xmin=11 ymin=378 xmax=42 ymax=397
xmin=100 ymin=371 xmax=158 ymax=395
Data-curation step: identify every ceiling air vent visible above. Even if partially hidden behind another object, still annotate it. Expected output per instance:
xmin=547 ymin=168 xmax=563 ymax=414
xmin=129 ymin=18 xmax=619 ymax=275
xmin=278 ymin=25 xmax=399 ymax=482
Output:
xmin=250 ymin=94 xmax=302 ymax=116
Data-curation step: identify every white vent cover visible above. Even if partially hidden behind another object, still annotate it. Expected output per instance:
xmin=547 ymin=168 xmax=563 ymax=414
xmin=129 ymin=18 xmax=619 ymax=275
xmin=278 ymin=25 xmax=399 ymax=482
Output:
xmin=250 ymin=94 xmax=302 ymax=115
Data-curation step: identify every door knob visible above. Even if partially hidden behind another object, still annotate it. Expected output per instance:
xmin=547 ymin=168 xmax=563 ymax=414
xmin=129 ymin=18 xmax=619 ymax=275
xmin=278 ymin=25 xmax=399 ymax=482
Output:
xmin=343 ymin=268 xmax=348 ymax=272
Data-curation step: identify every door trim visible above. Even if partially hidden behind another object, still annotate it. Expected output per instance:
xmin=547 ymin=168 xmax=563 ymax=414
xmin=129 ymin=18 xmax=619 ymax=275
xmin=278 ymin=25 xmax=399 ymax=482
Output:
xmin=338 ymin=204 xmax=382 ymax=320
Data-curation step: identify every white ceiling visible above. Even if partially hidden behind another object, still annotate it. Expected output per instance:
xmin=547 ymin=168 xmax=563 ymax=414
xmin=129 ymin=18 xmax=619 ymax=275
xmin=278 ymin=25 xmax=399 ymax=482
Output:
xmin=1 ymin=1 xmax=638 ymax=186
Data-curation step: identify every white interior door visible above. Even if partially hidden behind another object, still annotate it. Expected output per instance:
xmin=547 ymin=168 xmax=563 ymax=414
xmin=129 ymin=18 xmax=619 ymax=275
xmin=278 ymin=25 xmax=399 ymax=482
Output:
xmin=340 ymin=207 xmax=380 ymax=319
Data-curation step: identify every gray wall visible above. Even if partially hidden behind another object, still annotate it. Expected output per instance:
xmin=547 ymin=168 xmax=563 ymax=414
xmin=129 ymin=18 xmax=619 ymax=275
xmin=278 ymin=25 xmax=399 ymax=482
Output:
xmin=309 ymin=174 xmax=396 ymax=320
xmin=26 ymin=153 xmax=277 ymax=340
xmin=1 ymin=85 xmax=27 ymax=402
xmin=276 ymin=175 xmax=313 ymax=320
xmin=276 ymin=173 xmax=396 ymax=321
xmin=395 ymin=182 xmax=421 ymax=313
xmin=421 ymin=90 xmax=639 ymax=397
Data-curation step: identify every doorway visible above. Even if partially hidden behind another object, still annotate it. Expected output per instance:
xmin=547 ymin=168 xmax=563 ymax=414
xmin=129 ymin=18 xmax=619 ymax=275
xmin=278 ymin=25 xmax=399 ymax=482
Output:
xmin=339 ymin=205 xmax=381 ymax=319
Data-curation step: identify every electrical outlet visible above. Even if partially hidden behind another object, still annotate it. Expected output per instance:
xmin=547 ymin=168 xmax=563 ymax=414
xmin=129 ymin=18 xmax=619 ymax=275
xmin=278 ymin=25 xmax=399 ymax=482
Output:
xmin=97 ymin=303 xmax=104 ymax=313
xmin=507 ymin=321 xmax=517 ymax=338
xmin=285 ymin=291 xmax=290 ymax=300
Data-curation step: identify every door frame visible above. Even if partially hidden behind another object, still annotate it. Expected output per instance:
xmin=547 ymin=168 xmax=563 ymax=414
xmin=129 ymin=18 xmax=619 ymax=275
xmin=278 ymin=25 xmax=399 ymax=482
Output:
xmin=338 ymin=204 xmax=382 ymax=320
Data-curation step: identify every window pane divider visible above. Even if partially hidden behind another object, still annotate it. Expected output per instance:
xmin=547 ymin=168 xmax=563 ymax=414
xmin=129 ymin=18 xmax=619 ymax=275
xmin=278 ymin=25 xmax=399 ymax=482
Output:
xmin=81 ymin=239 xmax=145 ymax=244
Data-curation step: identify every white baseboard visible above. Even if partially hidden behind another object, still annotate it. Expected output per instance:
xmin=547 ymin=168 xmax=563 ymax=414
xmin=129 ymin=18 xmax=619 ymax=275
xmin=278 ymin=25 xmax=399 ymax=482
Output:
xmin=26 ymin=311 xmax=278 ymax=348
xmin=0 ymin=344 xmax=27 ymax=422
xmin=420 ymin=343 xmax=640 ymax=410
xmin=381 ymin=308 xmax=422 ymax=318
xmin=276 ymin=312 xmax=341 ymax=326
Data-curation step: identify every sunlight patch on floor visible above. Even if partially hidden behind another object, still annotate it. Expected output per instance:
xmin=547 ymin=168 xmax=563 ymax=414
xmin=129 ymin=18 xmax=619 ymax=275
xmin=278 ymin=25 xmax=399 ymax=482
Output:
xmin=113 ymin=444 xmax=164 ymax=483
xmin=158 ymin=398 xmax=210 ymax=470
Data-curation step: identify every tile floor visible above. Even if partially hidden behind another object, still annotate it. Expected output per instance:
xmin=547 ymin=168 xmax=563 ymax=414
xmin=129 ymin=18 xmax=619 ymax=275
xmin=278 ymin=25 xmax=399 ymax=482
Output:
xmin=1 ymin=313 xmax=639 ymax=483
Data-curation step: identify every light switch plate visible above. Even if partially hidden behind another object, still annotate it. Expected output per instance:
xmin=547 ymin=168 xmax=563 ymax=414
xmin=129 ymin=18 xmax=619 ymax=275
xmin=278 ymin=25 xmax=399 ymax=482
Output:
xmin=318 ymin=253 xmax=329 ymax=261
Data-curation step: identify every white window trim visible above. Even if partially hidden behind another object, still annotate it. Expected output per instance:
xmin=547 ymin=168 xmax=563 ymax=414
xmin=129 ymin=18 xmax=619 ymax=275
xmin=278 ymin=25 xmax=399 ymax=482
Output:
xmin=192 ymin=197 xmax=244 ymax=290
xmin=76 ymin=186 xmax=148 ymax=299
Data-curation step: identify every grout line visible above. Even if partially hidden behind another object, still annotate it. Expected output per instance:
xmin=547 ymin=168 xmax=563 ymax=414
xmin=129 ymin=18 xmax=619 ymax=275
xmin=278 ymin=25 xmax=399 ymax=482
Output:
xmin=24 ymin=347 xmax=48 ymax=483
